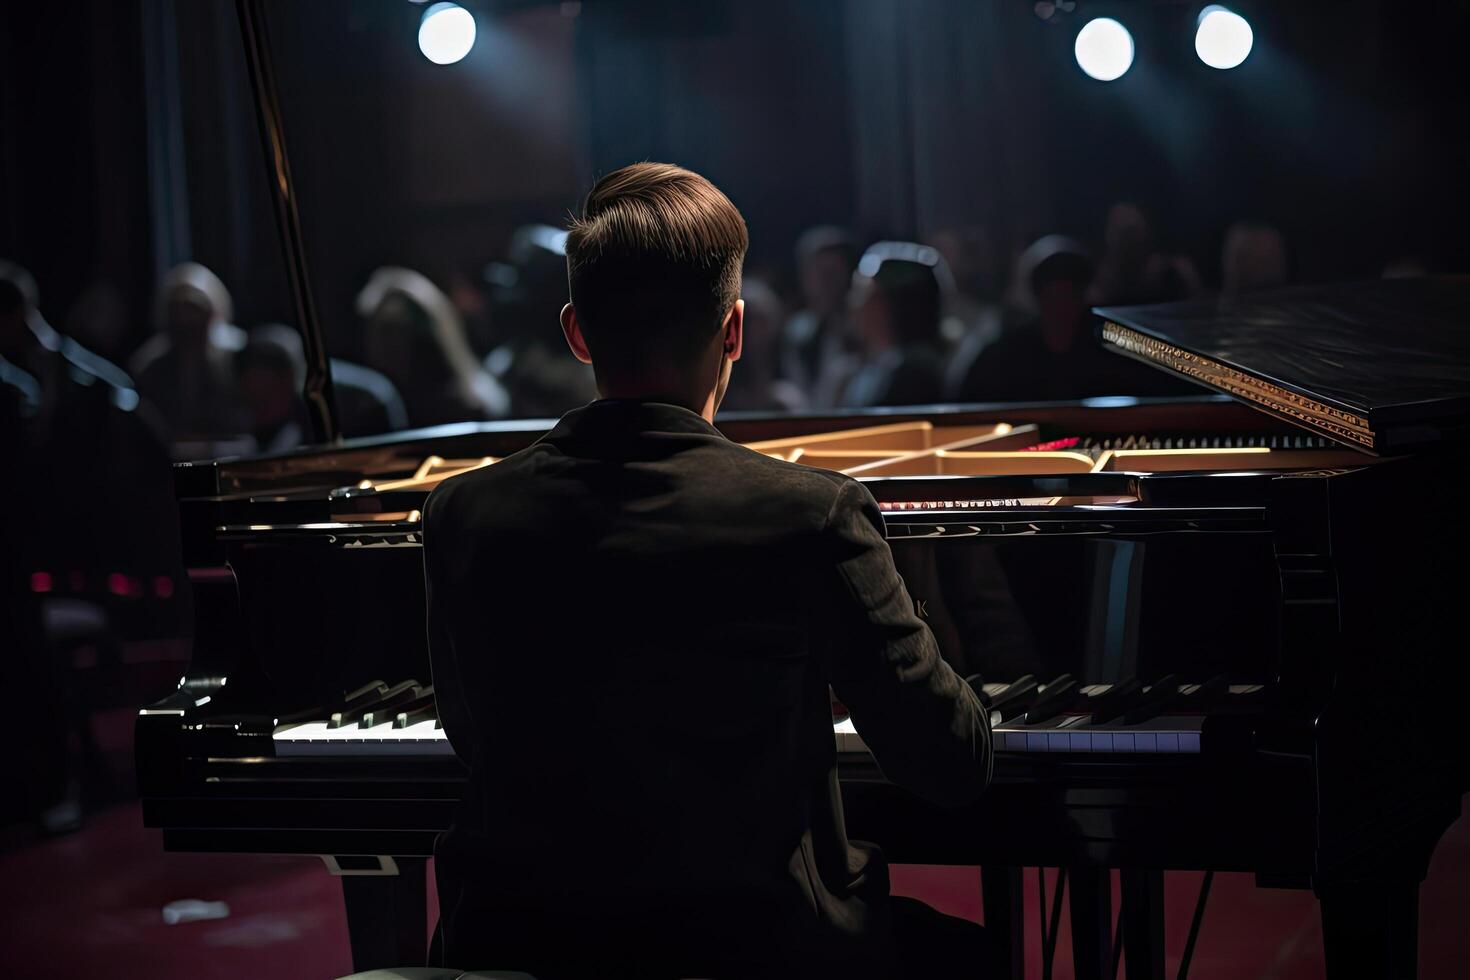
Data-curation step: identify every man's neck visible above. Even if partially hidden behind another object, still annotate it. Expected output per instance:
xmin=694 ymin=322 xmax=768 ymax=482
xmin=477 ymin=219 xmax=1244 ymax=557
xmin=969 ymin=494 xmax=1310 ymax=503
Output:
xmin=596 ymin=380 xmax=719 ymax=423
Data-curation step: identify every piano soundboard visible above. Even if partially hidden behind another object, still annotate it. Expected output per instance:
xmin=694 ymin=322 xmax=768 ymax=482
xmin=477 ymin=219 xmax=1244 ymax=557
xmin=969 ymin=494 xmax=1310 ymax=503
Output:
xmin=323 ymin=417 xmax=1366 ymax=523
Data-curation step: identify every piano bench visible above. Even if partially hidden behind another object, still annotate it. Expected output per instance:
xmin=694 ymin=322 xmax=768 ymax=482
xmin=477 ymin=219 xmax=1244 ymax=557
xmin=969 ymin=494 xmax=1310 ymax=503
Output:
xmin=337 ymin=971 xmax=538 ymax=980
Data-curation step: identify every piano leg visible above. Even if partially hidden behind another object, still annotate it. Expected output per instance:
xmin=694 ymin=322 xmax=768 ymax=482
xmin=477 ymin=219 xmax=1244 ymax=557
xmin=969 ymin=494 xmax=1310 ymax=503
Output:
xmin=1120 ymin=868 xmax=1165 ymax=980
xmin=981 ymin=865 xmax=1024 ymax=980
xmin=339 ymin=857 xmax=428 ymax=972
xmin=1318 ymin=880 xmax=1419 ymax=980
xmin=1068 ymin=867 xmax=1112 ymax=980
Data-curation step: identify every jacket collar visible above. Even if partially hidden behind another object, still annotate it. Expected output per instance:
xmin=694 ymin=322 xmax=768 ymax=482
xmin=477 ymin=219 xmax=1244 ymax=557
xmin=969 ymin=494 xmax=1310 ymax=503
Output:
xmin=542 ymin=398 xmax=725 ymax=445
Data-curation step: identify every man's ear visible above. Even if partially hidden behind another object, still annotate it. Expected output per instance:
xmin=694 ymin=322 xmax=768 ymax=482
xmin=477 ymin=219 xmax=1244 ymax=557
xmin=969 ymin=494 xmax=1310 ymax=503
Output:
xmin=560 ymin=303 xmax=593 ymax=365
xmin=722 ymin=299 xmax=744 ymax=363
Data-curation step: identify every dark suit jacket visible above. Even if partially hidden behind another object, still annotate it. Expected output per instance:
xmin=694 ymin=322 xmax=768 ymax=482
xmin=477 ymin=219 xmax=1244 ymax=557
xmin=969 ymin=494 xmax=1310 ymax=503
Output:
xmin=423 ymin=399 xmax=990 ymax=978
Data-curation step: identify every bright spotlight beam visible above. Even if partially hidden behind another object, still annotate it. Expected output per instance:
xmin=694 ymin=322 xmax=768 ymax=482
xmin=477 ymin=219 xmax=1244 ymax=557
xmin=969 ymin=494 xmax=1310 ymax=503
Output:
xmin=418 ymin=2 xmax=477 ymax=66
xmin=1074 ymin=18 xmax=1135 ymax=82
xmin=1195 ymin=5 xmax=1253 ymax=70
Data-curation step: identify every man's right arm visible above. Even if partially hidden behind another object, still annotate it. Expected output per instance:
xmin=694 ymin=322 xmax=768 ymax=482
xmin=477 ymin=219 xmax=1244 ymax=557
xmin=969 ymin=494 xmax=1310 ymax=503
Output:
xmin=820 ymin=478 xmax=991 ymax=807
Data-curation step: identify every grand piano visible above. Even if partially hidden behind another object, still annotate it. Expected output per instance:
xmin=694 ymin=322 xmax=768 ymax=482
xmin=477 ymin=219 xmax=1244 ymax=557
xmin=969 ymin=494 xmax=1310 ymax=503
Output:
xmin=137 ymin=298 xmax=1470 ymax=977
xmin=137 ymin=4 xmax=1470 ymax=978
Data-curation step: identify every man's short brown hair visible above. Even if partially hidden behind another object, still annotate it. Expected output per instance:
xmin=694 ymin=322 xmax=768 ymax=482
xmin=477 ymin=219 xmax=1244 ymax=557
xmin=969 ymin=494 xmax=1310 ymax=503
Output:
xmin=565 ymin=163 xmax=748 ymax=379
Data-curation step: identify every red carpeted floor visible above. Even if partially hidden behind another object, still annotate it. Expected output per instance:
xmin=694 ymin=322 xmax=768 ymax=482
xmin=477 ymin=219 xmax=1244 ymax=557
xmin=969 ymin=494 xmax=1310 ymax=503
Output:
xmin=2 ymin=707 xmax=1467 ymax=979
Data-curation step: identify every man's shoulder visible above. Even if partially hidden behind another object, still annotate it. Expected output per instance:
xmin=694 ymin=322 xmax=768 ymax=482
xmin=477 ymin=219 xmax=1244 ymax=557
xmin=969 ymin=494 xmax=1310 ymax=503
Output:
xmin=707 ymin=437 xmax=870 ymax=523
xmin=422 ymin=441 xmax=556 ymax=525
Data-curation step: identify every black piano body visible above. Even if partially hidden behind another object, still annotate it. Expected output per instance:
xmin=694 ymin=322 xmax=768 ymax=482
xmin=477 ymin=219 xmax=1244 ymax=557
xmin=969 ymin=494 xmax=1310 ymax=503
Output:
xmin=137 ymin=381 xmax=1468 ymax=976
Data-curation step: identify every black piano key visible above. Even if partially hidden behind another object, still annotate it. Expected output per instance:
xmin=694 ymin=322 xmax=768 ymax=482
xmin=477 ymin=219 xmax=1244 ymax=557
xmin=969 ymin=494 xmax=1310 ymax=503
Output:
xmin=1023 ymin=674 xmax=1078 ymax=726
xmin=329 ymin=679 xmax=411 ymax=729
xmin=360 ymin=681 xmax=430 ymax=728
xmin=280 ymin=679 xmax=391 ymax=727
xmin=1185 ymin=674 xmax=1230 ymax=711
xmin=987 ymin=675 xmax=1039 ymax=723
xmin=1085 ymin=678 xmax=1142 ymax=724
xmin=325 ymin=680 xmax=391 ymax=728
xmin=1122 ymin=674 xmax=1181 ymax=726
xmin=390 ymin=686 xmax=437 ymax=728
xmin=342 ymin=680 xmax=392 ymax=706
xmin=395 ymin=704 xmax=438 ymax=729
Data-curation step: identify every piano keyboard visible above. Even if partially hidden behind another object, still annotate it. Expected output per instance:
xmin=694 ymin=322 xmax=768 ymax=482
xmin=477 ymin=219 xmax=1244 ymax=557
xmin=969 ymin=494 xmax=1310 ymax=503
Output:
xmin=832 ymin=716 xmax=1203 ymax=755
xmin=274 ymin=688 xmax=1254 ymax=759
xmin=273 ymin=719 xmax=455 ymax=757
xmin=271 ymin=674 xmax=1258 ymax=758
xmin=273 ymin=715 xmax=1207 ymax=759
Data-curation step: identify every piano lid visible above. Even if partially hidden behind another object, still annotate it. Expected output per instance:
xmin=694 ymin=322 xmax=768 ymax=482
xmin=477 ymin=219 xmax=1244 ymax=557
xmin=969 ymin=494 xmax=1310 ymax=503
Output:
xmin=1096 ymin=277 xmax=1470 ymax=454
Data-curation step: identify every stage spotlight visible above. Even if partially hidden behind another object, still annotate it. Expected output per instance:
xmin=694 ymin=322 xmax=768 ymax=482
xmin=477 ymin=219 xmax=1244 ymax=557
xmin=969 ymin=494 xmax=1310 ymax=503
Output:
xmin=418 ymin=2 xmax=476 ymax=65
xmin=1195 ymin=5 xmax=1253 ymax=70
xmin=1074 ymin=17 xmax=1134 ymax=82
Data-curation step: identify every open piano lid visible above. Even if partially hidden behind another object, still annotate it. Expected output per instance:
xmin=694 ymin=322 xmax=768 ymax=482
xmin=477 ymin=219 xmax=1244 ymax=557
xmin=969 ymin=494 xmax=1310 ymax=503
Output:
xmin=1096 ymin=277 xmax=1470 ymax=455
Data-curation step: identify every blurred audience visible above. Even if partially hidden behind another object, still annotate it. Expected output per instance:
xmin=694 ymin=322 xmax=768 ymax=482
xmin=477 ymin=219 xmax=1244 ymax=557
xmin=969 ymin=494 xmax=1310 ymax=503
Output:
xmin=954 ymin=235 xmax=1187 ymax=402
xmin=838 ymin=242 xmax=949 ymax=408
xmin=2 ymin=261 xmax=180 ymax=836
xmin=358 ymin=266 xmax=510 ymax=427
xmin=1221 ymin=221 xmax=1288 ymax=297
xmin=781 ymin=225 xmax=858 ymax=408
xmin=719 ymin=279 xmax=807 ymax=414
xmin=129 ymin=262 xmax=248 ymax=443
xmin=8 ymin=209 xmax=1319 ymax=452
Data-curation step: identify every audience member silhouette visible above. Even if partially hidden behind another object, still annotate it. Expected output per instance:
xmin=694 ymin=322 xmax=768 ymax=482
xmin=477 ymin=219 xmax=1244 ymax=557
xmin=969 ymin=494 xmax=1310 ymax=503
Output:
xmin=1 ymin=260 xmax=137 ymax=413
xmin=482 ymin=225 xmax=597 ymax=417
xmin=838 ymin=242 xmax=950 ymax=408
xmin=932 ymin=227 xmax=1006 ymax=400
xmin=781 ymin=225 xmax=858 ymax=407
xmin=1221 ymin=221 xmax=1288 ymax=297
xmin=1089 ymin=202 xmax=1157 ymax=306
xmin=1140 ymin=251 xmax=1205 ymax=304
xmin=235 ymin=323 xmax=408 ymax=452
xmin=1382 ymin=255 xmax=1430 ymax=279
xmin=64 ymin=281 xmax=131 ymax=366
xmin=358 ymin=266 xmax=510 ymax=427
xmin=233 ymin=326 xmax=310 ymax=454
xmin=129 ymin=262 xmax=248 ymax=445
xmin=955 ymin=236 xmax=1188 ymax=402
xmin=929 ymin=225 xmax=1004 ymax=339
xmin=718 ymin=278 xmax=807 ymax=414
